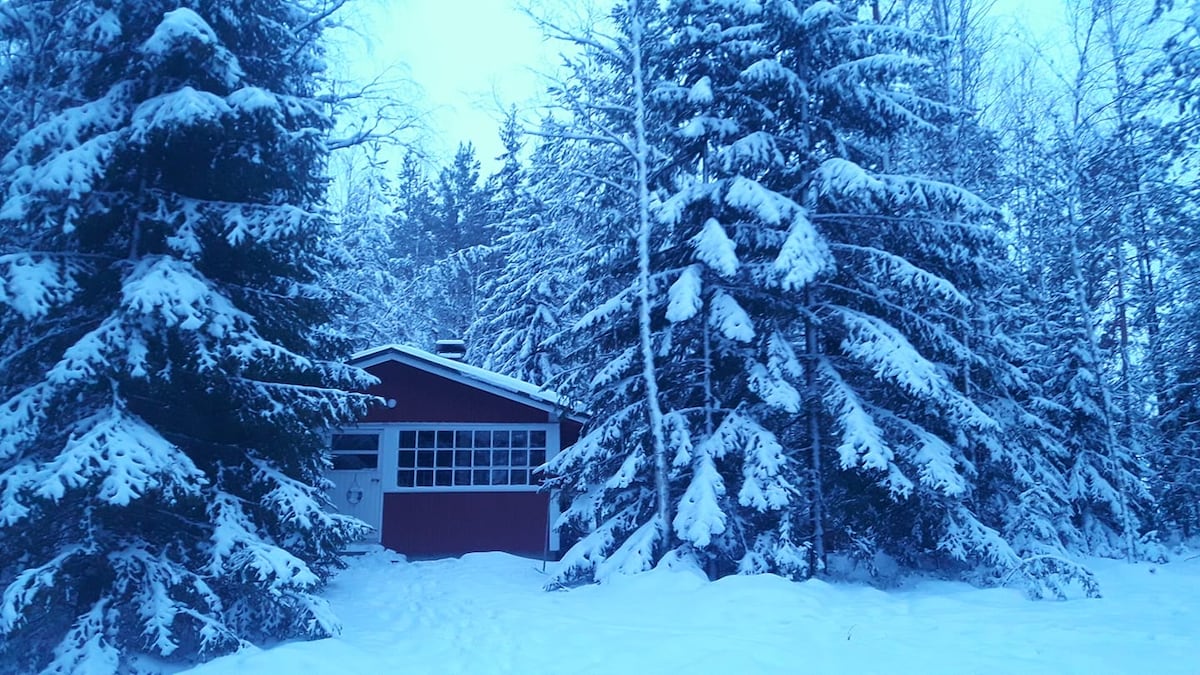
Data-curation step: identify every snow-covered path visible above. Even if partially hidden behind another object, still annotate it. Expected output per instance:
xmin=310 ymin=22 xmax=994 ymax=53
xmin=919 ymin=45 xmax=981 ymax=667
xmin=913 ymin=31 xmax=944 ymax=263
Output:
xmin=192 ymin=550 xmax=1200 ymax=674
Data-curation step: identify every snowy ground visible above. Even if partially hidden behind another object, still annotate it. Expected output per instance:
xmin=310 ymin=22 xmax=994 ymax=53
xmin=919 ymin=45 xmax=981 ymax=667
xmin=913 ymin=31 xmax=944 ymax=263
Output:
xmin=191 ymin=549 xmax=1200 ymax=675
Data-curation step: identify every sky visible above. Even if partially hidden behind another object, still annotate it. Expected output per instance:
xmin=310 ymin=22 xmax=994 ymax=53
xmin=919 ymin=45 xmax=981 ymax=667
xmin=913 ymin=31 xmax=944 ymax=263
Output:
xmin=333 ymin=0 xmax=558 ymax=172
xmin=329 ymin=0 xmax=1103 ymax=175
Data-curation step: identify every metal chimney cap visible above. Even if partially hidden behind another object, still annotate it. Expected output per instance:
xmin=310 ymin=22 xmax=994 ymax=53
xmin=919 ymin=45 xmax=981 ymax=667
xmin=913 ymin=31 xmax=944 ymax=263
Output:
xmin=434 ymin=339 xmax=467 ymax=360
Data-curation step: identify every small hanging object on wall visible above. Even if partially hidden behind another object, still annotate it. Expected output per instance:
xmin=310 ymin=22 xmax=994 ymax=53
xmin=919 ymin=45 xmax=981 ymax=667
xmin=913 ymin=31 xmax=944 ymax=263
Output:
xmin=346 ymin=477 xmax=365 ymax=505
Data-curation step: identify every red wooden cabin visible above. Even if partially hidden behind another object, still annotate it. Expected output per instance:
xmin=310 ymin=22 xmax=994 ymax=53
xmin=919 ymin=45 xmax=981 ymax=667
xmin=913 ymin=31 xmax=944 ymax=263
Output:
xmin=326 ymin=343 xmax=583 ymax=559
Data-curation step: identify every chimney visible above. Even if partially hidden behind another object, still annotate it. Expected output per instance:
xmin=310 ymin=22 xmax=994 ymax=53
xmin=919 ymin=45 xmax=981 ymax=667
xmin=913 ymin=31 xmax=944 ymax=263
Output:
xmin=435 ymin=339 xmax=467 ymax=361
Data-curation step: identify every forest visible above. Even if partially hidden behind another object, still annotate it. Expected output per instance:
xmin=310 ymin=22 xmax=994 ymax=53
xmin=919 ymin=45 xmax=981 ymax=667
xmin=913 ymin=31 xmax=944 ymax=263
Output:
xmin=337 ymin=0 xmax=1199 ymax=586
xmin=0 ymin=0 xmax=1197 ymax=672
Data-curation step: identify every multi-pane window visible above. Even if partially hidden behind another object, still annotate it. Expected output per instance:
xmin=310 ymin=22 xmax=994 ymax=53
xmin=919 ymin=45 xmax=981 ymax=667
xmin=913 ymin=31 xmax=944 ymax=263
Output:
xmin=329 ymin=433 xmax=380 ymax=470
xmin=396 ymin=428 xmax=548 ymax=489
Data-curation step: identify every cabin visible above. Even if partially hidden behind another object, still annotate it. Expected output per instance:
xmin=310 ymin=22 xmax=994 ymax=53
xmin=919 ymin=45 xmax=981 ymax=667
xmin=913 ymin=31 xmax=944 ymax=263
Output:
xmin=326 ymin=342 xmax=583 ymax=559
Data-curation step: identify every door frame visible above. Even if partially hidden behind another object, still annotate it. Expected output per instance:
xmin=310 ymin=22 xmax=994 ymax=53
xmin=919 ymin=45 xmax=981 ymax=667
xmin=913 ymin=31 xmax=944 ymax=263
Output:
xmin=327 ymin=424 xmax=392 ymax=539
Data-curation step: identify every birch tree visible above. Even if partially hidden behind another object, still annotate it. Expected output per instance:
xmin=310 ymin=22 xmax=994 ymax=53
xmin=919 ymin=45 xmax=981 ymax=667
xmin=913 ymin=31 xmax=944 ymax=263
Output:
xmin=532 ymin=0 xmax=675 ymax=584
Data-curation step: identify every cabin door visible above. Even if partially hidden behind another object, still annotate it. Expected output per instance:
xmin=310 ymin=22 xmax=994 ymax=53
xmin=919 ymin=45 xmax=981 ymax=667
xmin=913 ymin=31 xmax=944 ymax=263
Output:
xmin=327 ymin=432 xmax=384 ymax=540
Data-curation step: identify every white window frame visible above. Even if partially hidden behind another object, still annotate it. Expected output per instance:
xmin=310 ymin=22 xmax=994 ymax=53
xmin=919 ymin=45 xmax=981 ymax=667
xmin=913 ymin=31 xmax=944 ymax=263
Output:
xmin=384 ymin=422 xmax=559 ymax=494
xmin=327 ymin=427 xmax=386 ymax=471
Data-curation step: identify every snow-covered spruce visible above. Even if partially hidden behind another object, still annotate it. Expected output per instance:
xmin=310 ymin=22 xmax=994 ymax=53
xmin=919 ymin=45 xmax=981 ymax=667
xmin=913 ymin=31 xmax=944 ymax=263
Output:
xmin=468 ymin=114 xmax=580 ymax=386
xmin=528 ymin=0 xmax=676 ymax=584
xmin=331 ymin=142 xmax=496 ymax=354
xmin=323 ymin=147 xmax=411 ymax=352
xmin=534 ymin=0 xmax=1112 ymax=593
xmin=0 ymin=2 xmax=371 ymax=671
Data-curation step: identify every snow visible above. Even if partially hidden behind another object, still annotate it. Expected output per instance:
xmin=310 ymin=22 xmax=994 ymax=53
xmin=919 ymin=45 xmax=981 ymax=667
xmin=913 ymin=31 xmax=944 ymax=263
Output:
xmin=723 ymin=176 xmax=787 ymax=226
xmin=37 ymin=408 xmax=202 ymax=505
xmin=821 ymin=361 xmax=892 ymax=473
xmin=736 ymin=419 xmax=789 ymax=511
xmin=0 ymin=254 xmax=79 ymax=320
xmin=595 ymin=516 xmax=666 ymax=580
xmin=46 ymin=601 xmax=120 ymax=675
xmin=130 ymin=88 xmax=231 ymax=142
xmin=16 ymin=130 xmax=120 ymax=209
xmin=913 ymin=430 xmax=967 ymax=496
xmin=206 ymin=493 xmax=320 ymax=591
xmin=774 ymin=209 xmax=829 ymax=290
xmin=748 ymin=362 xmax=802 ymax=413
xmin=350 ymin=344 xmax=578 ymax=413
xmin=834 ymin=243 xmax=970 ymax=307
xmin=188 ymin=549 xmax=1200 ymax=675
xmin=604 ymin=451 xmax=644 ymax=490
xmin=0 ymin=81 xmax=130 ymax=179
xmin=226 ymin=87 xmax=279 ymax=114
xmin=691 ymin=218 xmax=739 ymax=277
xmin=838 ymin=308 xmax=945 ymax=398
xmin=85 ymin=11 xmax=122 ymax=49
xmin=665 ymin=265 xmax=703 ymax=322
xmin=673 ymin=451 xmax=727 ymax=547
xmin=588 ymin=346 xmax=636 ymax=389
xmin=708 ymin=291 xmax=755 ymax=342
xmin=687 ymin=76 xmax=713 ymax=104
xmin=720 ymin=131 xmax=785 ymax=172
xmin=0 ymin=547 xmax=87 ymax=633
xmin=740 ymin=58 xmax=804 ymax=94
xmin=139 ymin=8 xmax=243 ymax=87
xmin=141 ymin=8 xmax=220 ymax=57
xmin=122 ymin=257 xmax=244 ymax=336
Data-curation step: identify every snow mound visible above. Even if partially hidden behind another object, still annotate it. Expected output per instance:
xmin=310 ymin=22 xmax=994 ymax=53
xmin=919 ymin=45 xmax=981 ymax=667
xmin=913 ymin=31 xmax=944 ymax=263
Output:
xmin=188 ymin=550 xmax=1200 ymax=674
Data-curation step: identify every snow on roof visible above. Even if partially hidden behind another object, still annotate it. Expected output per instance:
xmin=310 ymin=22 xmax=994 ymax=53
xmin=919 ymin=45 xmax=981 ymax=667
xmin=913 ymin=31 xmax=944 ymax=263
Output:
xmin=348 ymin=344 xmax=583 ymax=419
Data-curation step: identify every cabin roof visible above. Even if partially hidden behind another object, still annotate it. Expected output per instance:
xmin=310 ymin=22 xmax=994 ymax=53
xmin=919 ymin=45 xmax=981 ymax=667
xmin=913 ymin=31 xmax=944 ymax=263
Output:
xmin=348 ymin=344 xmax=586 ymax=422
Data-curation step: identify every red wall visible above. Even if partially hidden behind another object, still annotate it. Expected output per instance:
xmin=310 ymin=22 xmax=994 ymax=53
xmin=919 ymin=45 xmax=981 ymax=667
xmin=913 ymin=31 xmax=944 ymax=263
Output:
xmin=360 ymin=360 xmax=552 ymax=424
xmin=382 ymin=492 xmax=551 ymax=558
xmin=561 ymin=418 xmax=582 ymax=448
xmin=351 ymin=355 xmax=586 ymax=559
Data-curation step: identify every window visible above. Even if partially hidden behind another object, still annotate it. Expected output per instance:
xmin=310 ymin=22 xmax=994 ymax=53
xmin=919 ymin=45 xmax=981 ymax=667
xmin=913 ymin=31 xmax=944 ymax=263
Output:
xmin=329 ymin=433 xmax=380 ymax=470
xmin=396 ymin=427 xmax=549 ymax=489
xmin=332 ymin=434 xmax=379 ymax=451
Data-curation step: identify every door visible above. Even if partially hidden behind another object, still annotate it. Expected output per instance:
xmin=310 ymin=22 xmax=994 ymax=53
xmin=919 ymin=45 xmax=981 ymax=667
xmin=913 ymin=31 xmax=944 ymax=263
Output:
xmin=327 ymin=432 xmax=384 ymax=541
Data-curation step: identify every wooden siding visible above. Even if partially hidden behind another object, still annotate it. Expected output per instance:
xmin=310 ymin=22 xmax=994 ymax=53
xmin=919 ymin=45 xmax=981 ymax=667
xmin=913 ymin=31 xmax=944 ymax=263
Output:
xmin=382 ymin=491 xmax=551 ymax=558
xmin=338 ymin=350 xmax=587 ymax=558
xmin=361 ymin=360 xmax=552 ymax=424
xmin=561 ymin=418 xmax=582 ymax=448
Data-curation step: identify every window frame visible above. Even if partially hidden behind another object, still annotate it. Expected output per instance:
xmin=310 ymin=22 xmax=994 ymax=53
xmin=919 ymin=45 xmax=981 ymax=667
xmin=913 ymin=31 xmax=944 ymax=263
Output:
xmin=327 ymin=430 xmax=384 ymax=471
xmin=387 ymin=422 xmax=558 ymax=494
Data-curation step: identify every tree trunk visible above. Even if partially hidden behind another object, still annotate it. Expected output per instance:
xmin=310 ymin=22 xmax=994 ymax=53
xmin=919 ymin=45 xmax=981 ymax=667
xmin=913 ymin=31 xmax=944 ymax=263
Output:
xmin=804 ymin=287 xmax=826 ymax=572
xmin=628 ymin=0 xmax=672 ymax=539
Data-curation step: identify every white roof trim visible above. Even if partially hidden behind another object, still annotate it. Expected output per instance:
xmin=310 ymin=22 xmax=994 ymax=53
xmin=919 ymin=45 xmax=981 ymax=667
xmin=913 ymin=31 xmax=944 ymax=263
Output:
xmin=349 ymin=344 xmax=586 ymax=422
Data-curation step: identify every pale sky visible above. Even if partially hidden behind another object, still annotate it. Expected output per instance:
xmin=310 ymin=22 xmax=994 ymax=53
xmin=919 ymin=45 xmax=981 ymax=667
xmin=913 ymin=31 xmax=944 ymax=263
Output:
xmin=330 ymin=0 xmax=1111 ymax=175
xmin=333 ymin=0 xmax=556 ymax=171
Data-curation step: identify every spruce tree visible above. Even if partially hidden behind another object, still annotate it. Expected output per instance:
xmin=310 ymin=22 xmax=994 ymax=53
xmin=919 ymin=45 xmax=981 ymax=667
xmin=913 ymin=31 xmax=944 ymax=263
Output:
xmin=530 ymin=0 xmax=678 ymax=584
xmin=382 ymin=152 xmax=443 ymax=345
xmin=826 ymin=1 xmax=1121 ymax=592
xmin=1157 ymin=226 xmax=1200 ymax=536
xmin=1154 ymin=0 xmax=1200 ymax=538
xmin=642 ymin=0 xmax=835 ymax=580
xmin=542 ymin=0 xmax=1066 ymax=586
xmin=325 ymin=148 xmax=406 ymax=350
xmin=468 ymin=116 xmax=578 ymax=385
xmin=660 ymin=0 xmax=1016 ymax=580
xmin=995 ymin=1 xmax=1166 ymax=561
xmin=405 ymin=143 xmax=492 ymax=343
xmin=0 ymin=2 xmax=371 ymax=670
xmin=390 ymin=151 xmax=440 ymax=270
xmin=1163 ymin=0 xmax=1199 ymax=118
